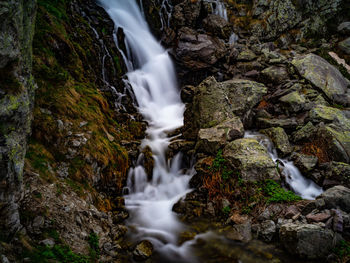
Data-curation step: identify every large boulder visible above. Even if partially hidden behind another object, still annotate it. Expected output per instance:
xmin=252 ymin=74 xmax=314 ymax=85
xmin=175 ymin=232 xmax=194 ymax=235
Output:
xmin=175 ymin=27 xmax=226 ymax=70
xmin=308 ymin=105 xmax=350 ymax=131
xmin=223 ymin=138 xmax=279 ymax=182
xmin=292 ymin=54 xmax=350 ymax=106
xmin=318 ymin=185 xmax=350 ymax=213
xmin=279 ymin=223 xmax=336 ymax=259
xmin=279 ymin=91 xmax=307 ymax=113
xmin=196 ymin=117 xmax=244 ymax=154
xmin=203 ymin=14 xmax=232 ymax=40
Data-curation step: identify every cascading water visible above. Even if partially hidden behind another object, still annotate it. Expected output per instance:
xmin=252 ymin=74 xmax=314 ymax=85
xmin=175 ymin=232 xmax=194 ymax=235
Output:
xmin=245 ymin=132 xmax=323 ymax=200
xmin=98 ymin=0 xmax=194 ymax=260
xmin=205 ymin=0 xmax=238 ymax=44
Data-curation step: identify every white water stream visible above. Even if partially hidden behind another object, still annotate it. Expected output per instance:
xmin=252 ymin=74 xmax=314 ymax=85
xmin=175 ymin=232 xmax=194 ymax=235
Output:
xmin=99 ymin=0 xmax=194 ymax=260
xmin=245 ymin=132 xmax=323 ymax=200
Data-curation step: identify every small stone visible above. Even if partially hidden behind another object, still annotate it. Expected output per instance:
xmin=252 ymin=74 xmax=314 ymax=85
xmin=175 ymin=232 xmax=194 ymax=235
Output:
xmin=79 ymin=121 xmax=88 ymax=127
xmin=133 ymin=240 xmax=153 ymax=261
xmin=229 ymin=212 xmax=249 ymax=225
xmin=1 ymin=255 xmax=10 ymax=263
xmin=285 ymin=205 xmax=300 ymax=219
xmin=32 ymin=216 xmax=44 ymax=229
xmin=306 ymin=212 xmax=331 ymax=223
xmin=39 ymin=238 xmax=55 ymax=248
xmin=57 ymin=120 xmax=64 ymax=131
xmin=72 ymin=140 xmax=81 ymax=147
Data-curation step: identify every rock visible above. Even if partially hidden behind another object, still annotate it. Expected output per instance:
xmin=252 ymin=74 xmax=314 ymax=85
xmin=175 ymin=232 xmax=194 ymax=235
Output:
xmin=319 ymin=186 xmax=350 ymax=213
xmin=306 ymin=212 xmax=331 ymax=223
xmin=0 ymin=255 xmax=10 ymax=263
xmin=32 ymin=216 xmax=45 ymax=229
xmin=259 ymin=220 xmax=276 ymax=242
xmin=172 ymin=0 xmax=201 ymax=28
xmin=291 ymin=122 xmax=317 ymax=143
xmin=223 ymin=138 xmax=279 ymax=182
xmin=332 ymin=209 xmax=344 ymax=233
xmin=237 ymin=49 xmax=257 ymax=61
xmin=0 ymin=0 xmax=36 ymax=238
xmin=203 ymin=14 xmax=232 ymax=40
xmin=261 ymin=66 xmax=289 ymax=84
xmin=184 ymin=77 xmax=267 ymax=138
xmin=279 ymin=223 xmax=336 ymax=259
xmin=260 ymin=127 xmax=292 ymax=156
xmin=323 ymin=162 xmax=350 ymax=188
xmin=176 ymin=27 xmax=226 ymax=70
xmin=258 ymin=204 xmax=284 ymax=221
xmin=256 ymin=117 xmax=300 ymax=129
xmin=285 ymin=205 xmax=300 ymax=219
xmin=279 ymin=91 xmax=307 ymax=113
xmin=196 ymin=117 xmax=244 ymax=154
xmin=39 ymin=238 xmax=55 ymax=248
xmin=338 ymin=22 xmax=350 ymax=35
xmin=292 ymin=54 xmax=350 ymax=106
xmin=308 ymin=105 xmax=350 ymax=131
xmin=291 ymin=153 xmax=318 ymax=173
xmin=229 ymin=213 xmax=249 ymax=225
xmin=316 ymin=124 xmax=350 ymax=163
xmin=133 ymin=240 xmax=153 ymax=261
xmin=226 ymin=221 xmax=252 ymax=243
xmin=339 ymin=37 xmax=350 ymax=55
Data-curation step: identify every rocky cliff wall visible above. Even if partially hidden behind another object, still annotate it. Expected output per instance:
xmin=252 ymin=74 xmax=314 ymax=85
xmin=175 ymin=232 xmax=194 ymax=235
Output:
xmin=0 ymin=0 xmax=37 ymax=239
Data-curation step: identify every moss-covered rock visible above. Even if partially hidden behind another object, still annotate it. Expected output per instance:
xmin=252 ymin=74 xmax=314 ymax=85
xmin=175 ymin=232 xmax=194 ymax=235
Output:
xmin=292 ymin=54 xmax=350 ymax=106
xmin=279 ymin=91 xmax=307 ymax=113
xmin=223 ymin=138 xmax=279 ymax=182
xmin=184 ymin=76 xmax=267 ymax=139
xmin=260 ymin=127 xmax=292 ymax=156
xmin=309 ymin=105 xmax=350 ymax=131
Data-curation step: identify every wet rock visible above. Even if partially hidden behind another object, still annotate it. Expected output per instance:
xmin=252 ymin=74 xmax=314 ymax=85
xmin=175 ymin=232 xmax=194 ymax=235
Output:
xmin=291 ymin=153 xmax=318 ymax=174
xmin=279 ymin=91 xmax=307 ymax=113
xmin=339 ymin=37 xmax=350 ymax=55
xmin=196 ymin=117 xmax=244 ymax=154
xmin=338 ymin=22 xmax=350 ymax=35
xmin=259 ymin=220 xmax=276 ymax=242
xmin=223 ymin=138 xmax=279 ymax=182
xmin=133 ymin=240 xmax=153 ymax=261
xmin=279 ymin=223 xmax=336 ymax=259
xmin=319 ymin=186 xmax=350 ymax=213
xmin=292 ymin=54 xmax=350 ymax=106
xmin=203 ymin=14 xmax=232 ymax=40
xmin=176 ymin=27 xmax=226 ymax=70
xmin=256 ymin=117 xmax=300 ymax=129
xmin=261 ymin=66 xmax=289 ymax=84
xmin=323 ymin=162 xmax=350 ymax=188
xmin=226 ymin=221 xmax=252 ymax=243
xmin=260 ymin=127 xmax=292 ymax=156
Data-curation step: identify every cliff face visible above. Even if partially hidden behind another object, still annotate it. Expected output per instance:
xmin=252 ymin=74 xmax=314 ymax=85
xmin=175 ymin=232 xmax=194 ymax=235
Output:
xmin=0 ymin=0 xmax=37 ymax=238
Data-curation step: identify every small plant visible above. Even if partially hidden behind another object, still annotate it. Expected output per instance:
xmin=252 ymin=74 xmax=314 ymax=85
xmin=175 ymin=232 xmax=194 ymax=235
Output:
xmin=88 ymin=232 xmax=100 ymax=260
xmin=333 ymin=240 xmax=350 ymax=262
xmin=264 ymin=180 xmax=301 ymax=203
xmin=222 ymin=206 xmax=231 ymax=216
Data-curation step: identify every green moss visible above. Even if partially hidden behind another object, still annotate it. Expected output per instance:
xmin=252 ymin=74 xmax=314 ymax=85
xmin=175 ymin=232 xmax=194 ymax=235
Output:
xmin=264 ymin=180 xmax=301 ymax=203
xmin=333 ymin=240 xmax=350 ymax=261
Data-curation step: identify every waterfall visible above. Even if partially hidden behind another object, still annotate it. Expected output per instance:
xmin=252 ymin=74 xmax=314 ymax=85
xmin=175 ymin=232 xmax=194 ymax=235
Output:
xmin=245 ymin=132 xmax=323 ymax=200
xmin=98 ymin=0 xmax=193 ymax=260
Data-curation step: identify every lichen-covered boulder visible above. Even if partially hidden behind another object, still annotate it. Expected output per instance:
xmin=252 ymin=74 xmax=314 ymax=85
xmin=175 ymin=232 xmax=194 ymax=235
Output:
xmin=279 ymin=223 xmax=336 ymax=259
xmin=292 ymin=54 xmax=350 ymax=106
xmin=261 ymin=66 xmax=289 ymax=84
xmin=260 ymin=127 xmax=292 ymax=156
xmin=184 ymin=77 xmax=267 ymax=139
xmin=279 ymin=91 xmax=307 ymax=113
xmin=291 ymin=153 xmax=318 ymax=174
xmin=196 ymin=117 xmax=244 ymax=154
xmin=308 ymin=105 xmax=350 ymax=131
xmin=223 ymin=138 xmax=279 ymax=182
